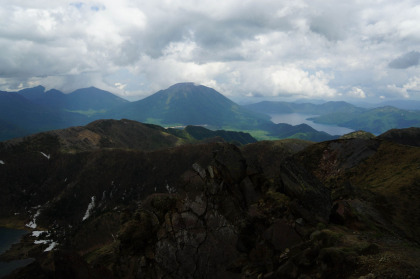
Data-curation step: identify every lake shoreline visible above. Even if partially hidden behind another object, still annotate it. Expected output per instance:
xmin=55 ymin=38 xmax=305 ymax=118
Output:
xmin=0 ymin=227 xmax=35 ymax=278
xmin=270 ymin=113 xmax=354 ymax=136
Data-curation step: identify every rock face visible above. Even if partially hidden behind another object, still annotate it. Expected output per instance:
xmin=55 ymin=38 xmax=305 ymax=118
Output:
xmin=1 ymin=123 xmax=420 ymax=279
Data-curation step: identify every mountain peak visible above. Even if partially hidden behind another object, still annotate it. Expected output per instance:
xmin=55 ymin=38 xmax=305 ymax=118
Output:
xmin=168 ymin=82 xmax=198 ymax=89
xmin=117 ymin=82 xmax=270 ymax=129
xmin=18 ymin=85 xmax=46 ymax=94
xmin=18 ymin=85 xmax=46 ymax=101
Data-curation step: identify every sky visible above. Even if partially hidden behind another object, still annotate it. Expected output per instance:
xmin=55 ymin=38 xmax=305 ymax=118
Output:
xmin=0 ymin=0 xmax=419 ymax=103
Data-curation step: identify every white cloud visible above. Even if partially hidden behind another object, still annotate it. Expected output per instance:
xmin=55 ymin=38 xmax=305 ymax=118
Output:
xmin=387 ymin=76 xmax=420 ymax=98
xmin=0 ymin=0 xmax=419 ymax=101
xmin=347 ymin=87 xmax=366 ymax=98
xmin=270 ymin=67 xmax=336 ymax=97
xmin=114 ymin=82 xmax=127 ymax=90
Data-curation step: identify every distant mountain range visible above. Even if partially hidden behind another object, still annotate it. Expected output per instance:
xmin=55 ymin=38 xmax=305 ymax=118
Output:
xmin=354 ymin=99 xmax=420 ymax=111
xmin=0 ymin=83 xmax=337 ymax=142
xmin=246 ymin=100 xmax=420 ymax=135
xmin=308 ymin=106 xmax=420 ymax=134
xmin=1 ymin=82 xmax=419 ymax=141
xmin=17 ymin=85 xmax=129 ymax=114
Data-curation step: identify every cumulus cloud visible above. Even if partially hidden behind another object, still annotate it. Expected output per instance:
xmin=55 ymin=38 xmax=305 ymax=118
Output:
xmin=347 ymin=87 xmax=366 ymax=98
xmin=269 ymin=67 xmax=336 ymax=97
xmin=0 ymin=0 xmax=419 ymax=101
xmin=387 ymin=76 xmax=420 ymax=98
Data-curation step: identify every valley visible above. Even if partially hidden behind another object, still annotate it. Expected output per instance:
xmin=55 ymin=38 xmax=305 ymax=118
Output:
xmin=269 ymin=113 xmax=354 ymax=135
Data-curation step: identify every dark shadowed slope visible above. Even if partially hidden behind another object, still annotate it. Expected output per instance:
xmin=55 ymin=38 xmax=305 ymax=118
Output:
xmin=378 ymin=127 xmax=420 ymax=147
xmin=0 ymin=119 xmax=257 ymax=153
xmin=0 ymin=91 xmax=87 ymax=140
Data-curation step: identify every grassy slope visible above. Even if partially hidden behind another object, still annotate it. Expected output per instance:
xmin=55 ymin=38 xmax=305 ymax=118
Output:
xmin=348 ymin=142 xmax=420 ymax=241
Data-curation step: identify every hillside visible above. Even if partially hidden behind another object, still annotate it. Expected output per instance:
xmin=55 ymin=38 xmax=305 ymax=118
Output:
xmin=340 ymin=130 xmax=376 ymax=140
xmin=0 ymin=91 xmax=88 ymax=140
xmin=0 ymin=119 xmax=258 ymax=155
xmin=0 ymin=126 xmax=419 ymax=278
xmin=264 ymin=122 xmax=337 ymax=141
xmin=377 ymin=127 xmax=420 ymax=147
xmin=0 ymin=86 xmax=129 ymax=141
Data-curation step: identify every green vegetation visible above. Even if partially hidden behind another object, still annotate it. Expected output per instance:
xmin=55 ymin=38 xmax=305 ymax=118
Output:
xmin=65 ymin=109 xmax=106 ymax=116
xmin=237 ymin=129 xmax=278 ymax=141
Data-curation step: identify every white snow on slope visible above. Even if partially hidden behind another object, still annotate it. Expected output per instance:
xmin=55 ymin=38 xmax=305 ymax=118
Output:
xmin=26 ymin=209 xmax=41 ymax=229
xmin=44 ymin=242 xmax=58 ymax=252
xmin=32 ymin=231 xmax=46 ymax=237
xmin=82 ymin=196 xmax=96 ymax=221
xmin=40 ymin=152 xmax=50 ymax=159
xmin=34 ymin=239 xmax=58 ymax=252
xmin=34 ymin=240 xmax=49 ymax=245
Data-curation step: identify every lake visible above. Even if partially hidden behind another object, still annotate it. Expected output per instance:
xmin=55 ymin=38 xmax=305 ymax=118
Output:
xmin=270 ymin=113 xmax=354 ymax=136
xmin=0 ymin=227 xmax=34 ymax=278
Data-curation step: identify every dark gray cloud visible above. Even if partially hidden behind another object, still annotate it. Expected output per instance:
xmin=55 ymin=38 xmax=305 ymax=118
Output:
xmin=389 ymin=51 xmax=420 ymax=69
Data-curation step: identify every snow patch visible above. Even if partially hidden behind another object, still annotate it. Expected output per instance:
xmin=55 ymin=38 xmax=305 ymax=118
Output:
xmin=26 ymin=209 xmax=41 ymax=229
xmin=82 ymin=196 xmax=96 ymax=221
xmin=44 ymin=242 xmax=58 ymax=252
xmin=32 ymin=231 xmax=46 ymax=237
xmin=0 ymin=160 xmax=5 ymax=165
xmin=34 ymin=238 xmax=58 ymax=252
xmin=40 ymin=152 xmax=50 ymax=159
xmin=34 ymin=240 xmax=49 ymax=245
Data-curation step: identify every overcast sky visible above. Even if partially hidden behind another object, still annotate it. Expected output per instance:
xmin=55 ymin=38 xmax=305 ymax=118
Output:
xmin=0 ymin=0 xmax=419 ymax=102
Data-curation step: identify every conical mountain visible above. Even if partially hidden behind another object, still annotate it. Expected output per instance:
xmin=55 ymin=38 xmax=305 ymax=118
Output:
xmin=112 ymin=82 xmax=270 ymax=129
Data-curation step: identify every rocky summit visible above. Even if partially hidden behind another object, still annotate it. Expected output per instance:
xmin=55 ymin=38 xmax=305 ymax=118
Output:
xmin=0 ymin=121 xmax=419 ymax=278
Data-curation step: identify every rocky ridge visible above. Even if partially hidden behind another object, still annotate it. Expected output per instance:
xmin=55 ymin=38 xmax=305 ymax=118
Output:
xmin=0 ymin=121 xmax=419 ymax=278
